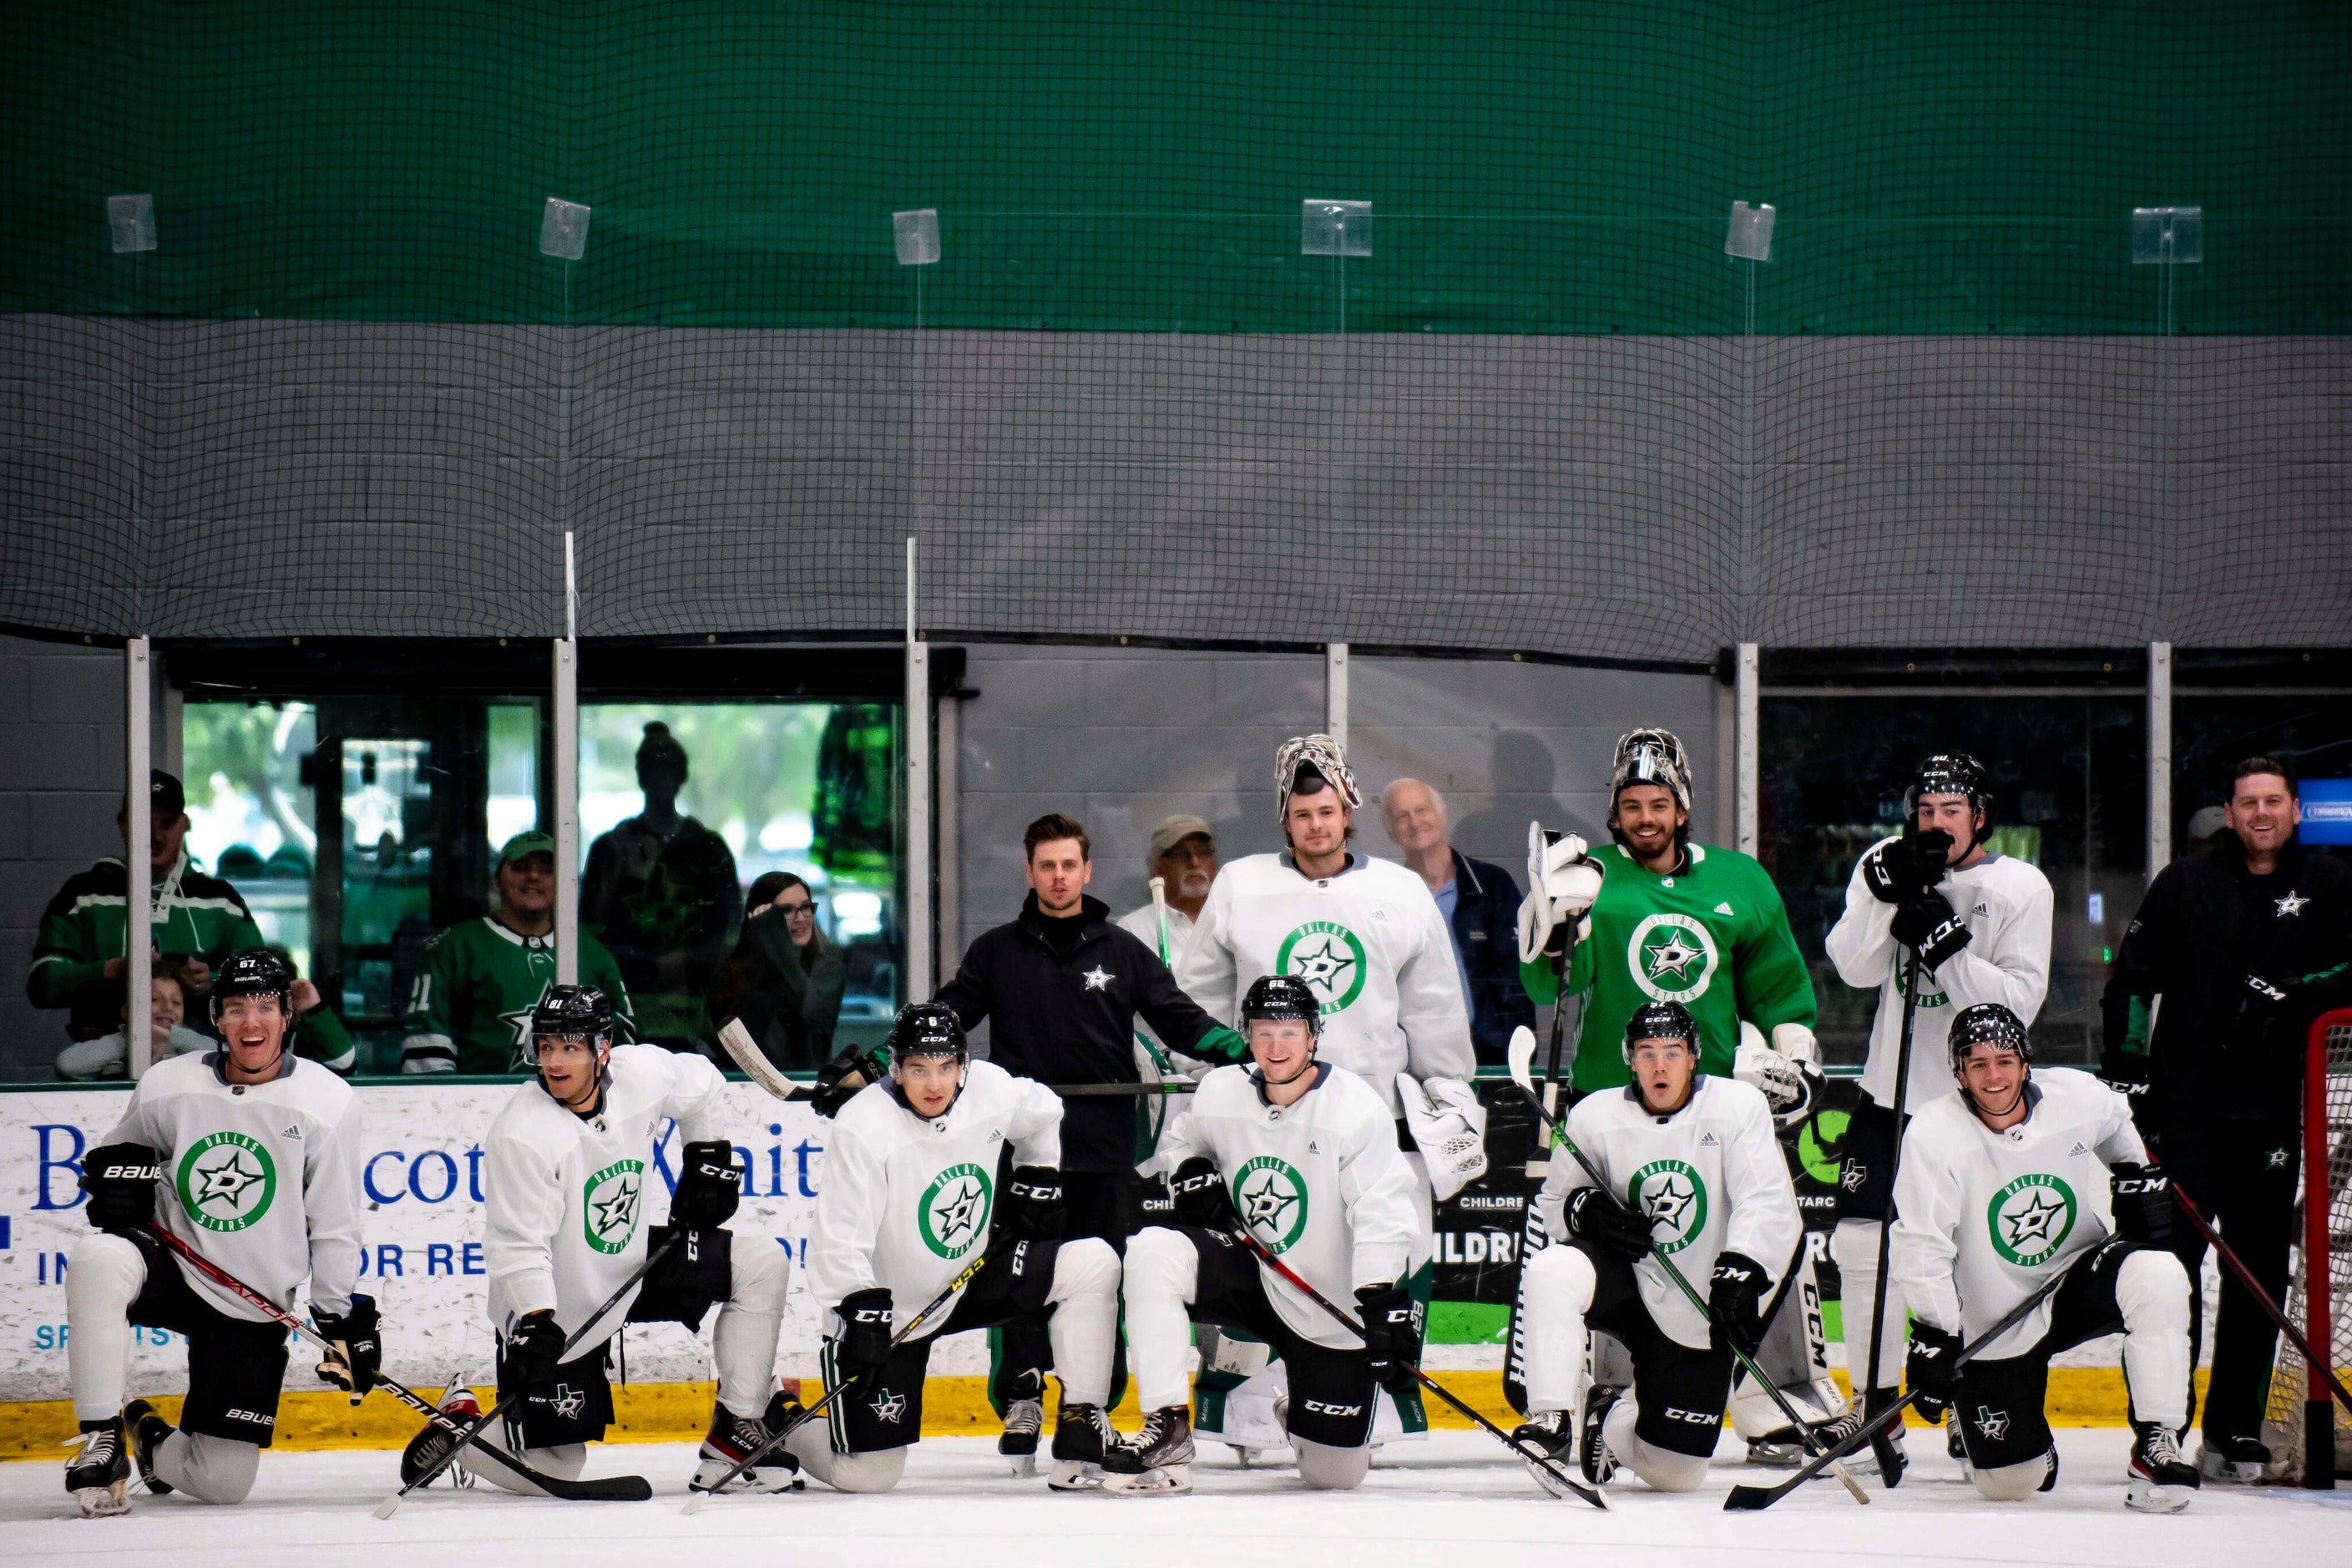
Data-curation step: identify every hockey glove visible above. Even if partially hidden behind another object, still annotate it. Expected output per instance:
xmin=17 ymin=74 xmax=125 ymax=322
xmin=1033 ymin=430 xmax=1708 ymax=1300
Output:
xmin=2109 ymin=1162 xmax=2176 ymax=1246
xmin=1564 ymin=1185 xmax=1653 ymax=1261
xmin=1396 ymin=1074 xmax=1490 ymax=1201
xmin=668 ymin=1140 xmax=743 ymax=1229
xmin=1170 ymin=1156 xmax=1237 ymax=1233
xmin=1905 ymin=1321 xmax=1961 ymax=1421
xmin=1706 ymin=1252 xmax=1770 ymax=1355
xmin=1858 ymin=837 xmax=1920 ymax=905
xmin=1002 ymin=1166 xmax=1065 ymax=1240
xmin=1517 ymin=825 xmax=1604 ymax=964
xmin=1354 ymin=1282 xmax=1421 ymax=1392
xmin=78 ymin=1141 xmax=163 ymax=1234
xmin=836 ymin=1287 xmax=894 ymax=1378
xmin=1892 ymin=891 xmax=1971 ymax=969
xmin=313 ymin=1294 xmax=382 ymax=1401
xmin=506 ymin=1308 xmax=568 ymax=1393
xmin=811 ymin=1045 xmax=884 ymax=1119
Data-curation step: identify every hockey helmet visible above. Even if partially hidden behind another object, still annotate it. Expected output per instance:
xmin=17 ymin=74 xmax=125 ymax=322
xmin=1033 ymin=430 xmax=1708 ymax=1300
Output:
xmin=1621 ymin=999 xmax=1700 ymax=1066
xmin=210 ymin=948 xmax=296 ymax=1026
xmin=888 ymin=1000 xmax=969 ymax=1065
xmin=1275 ymin=733 xmax=1362 ymax=822
xmin=1946 ymin=1002 xmax=2031 ymax=1073
xmin=530 ymin=984 xmax=614 ymax=1050
xmin=1242 ymin=973 xmax=1323 ymax=1036
xmin=1904 ymin=753 xmax=1992 ymax=832
xmin=1610 ymin=729 xmax=1692 ymax=814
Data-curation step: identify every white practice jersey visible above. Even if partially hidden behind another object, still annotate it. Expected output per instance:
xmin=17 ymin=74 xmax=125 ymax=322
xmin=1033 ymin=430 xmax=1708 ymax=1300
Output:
xmin=1116 ymin=900 xmax=1197 ymax=967
xmin=1892 ymin=1068 xmax=2146 ymax=1358
xmin=808 ymin=1060 xmax=1062 ymax=1337
xmin=1535 ymin=1075 xmax=1801 ymax=1351
xmin=1175 ymin=852 xmax=1474 ymax=1116
xmin=481 ymin=1044 xmax=728 ymax=1346
xmin=1825 ymin=840 xmax=2053 ymax=1114
xmin=1158 ymin=1061 xmax=1419 ymax=1350
xmin=104 ymin=1051 xmax=365 ymax=1322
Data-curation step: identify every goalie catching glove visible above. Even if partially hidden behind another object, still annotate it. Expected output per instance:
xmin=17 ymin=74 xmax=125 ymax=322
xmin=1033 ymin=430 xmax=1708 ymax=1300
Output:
xmin=1732 ymin=1020 xmax=1822 ymax=1129
xmin=1396 ymin=1073 xmax=1489 ymax=1201
xmin=1516 ymin=825 xmax=1606 ymax=964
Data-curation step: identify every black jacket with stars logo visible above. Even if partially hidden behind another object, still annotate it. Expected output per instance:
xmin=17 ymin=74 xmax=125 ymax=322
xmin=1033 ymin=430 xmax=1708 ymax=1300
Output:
xmin=934 ymin=893 xmax=1247 ymax=1171
xmin=2102 ymin=831 xmax=2352 ymax=1123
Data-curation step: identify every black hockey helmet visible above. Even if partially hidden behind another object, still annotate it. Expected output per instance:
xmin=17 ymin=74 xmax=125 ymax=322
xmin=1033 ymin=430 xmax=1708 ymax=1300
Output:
xmin=1904 ymin=753 xmax=1992 ymax=834
xmin=1242 ymin=973 xmax=1323 ymax=1035
xmin=210 ymin=948 xmax=296 ymax=1025
xmin=1947 ymin=1002 xmax=2032 ymax=1073
xmin=1621 ymin=999 xmax=1700 ymax=1065
xmin=530 ymin=984 xmax=614 ymax=1050
xmin=888 ymin=1000 xmax=968 ymax=1065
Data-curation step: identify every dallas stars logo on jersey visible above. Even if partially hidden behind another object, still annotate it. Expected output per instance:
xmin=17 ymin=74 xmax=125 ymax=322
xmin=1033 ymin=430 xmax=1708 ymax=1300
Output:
xmin=1986 ymin=1172 xmax=2076 ymax=1267
xmin=1275 ymin=920 xmax=1368 ymax=1016
xmin=1626 ymin=1158 xmax=1708 ymax=1256
xmin=918 ymin=1163 xmax=994 ymax=1259
xmin=1232 ymin=1155 xmax=1310 ymax=1253
xmin=175 ymin=1132 xmax=277 ymax=1233
xmin=1626 ymin=913 xmax=1719 ymax=1005
xmin=582 ymin=1158 xmax=645 ymax=1255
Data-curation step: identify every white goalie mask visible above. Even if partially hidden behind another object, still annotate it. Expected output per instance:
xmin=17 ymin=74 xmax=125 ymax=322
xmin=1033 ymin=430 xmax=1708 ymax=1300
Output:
xmin=1610 ymin=727 xmax=1692 ymax=813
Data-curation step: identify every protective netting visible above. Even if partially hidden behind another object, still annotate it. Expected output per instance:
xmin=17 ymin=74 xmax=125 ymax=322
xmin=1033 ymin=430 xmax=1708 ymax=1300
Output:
xmin=2 ymin=3 xmax=2348 ymax=653
xmin=2263 ymin=1019 xmax=2352 ymax=1481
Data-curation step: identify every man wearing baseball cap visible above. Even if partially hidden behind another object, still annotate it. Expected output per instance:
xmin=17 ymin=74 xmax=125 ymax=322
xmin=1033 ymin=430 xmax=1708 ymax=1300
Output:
xmin=400 ymin=830 xmax=635 ymax=1074
xmin=1115 ymin=814 xmax=1219 ymax=965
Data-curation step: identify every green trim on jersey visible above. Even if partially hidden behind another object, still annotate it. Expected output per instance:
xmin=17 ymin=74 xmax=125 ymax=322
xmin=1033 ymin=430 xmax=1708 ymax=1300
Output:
xmin=1521 ymin=842 xmax=1813 ymax=1092
xmin=406 ymin=916 xmax=634 ymax=1074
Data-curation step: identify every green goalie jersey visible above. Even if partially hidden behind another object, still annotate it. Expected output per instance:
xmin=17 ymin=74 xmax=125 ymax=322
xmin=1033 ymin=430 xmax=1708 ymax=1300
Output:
xmin=402 ymin=916 xmax=635 ymax=1074
xmin=1522 ymin=841 xmax=1815 ymax=1093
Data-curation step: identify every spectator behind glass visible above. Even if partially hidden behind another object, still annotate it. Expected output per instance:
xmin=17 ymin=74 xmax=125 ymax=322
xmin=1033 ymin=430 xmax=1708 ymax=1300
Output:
xmin=55 ymin=964 xmax=211 ymax=1080
xmin=706 ymin=871 xmax=846 ymax=1072
xmin=1378 ymin=776 xmax=1536 ymax=1065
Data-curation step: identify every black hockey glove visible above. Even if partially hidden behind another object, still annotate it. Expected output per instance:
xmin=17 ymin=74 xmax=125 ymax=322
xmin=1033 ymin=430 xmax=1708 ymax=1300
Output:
xmin=79 ymin=1141 xmax=163 ymax=1234
xmin=811 ymin=1045 xmax=885 ymax=1119
xmin=313 ymin=1294 xmax=382 ymax=1400
xmin=507 ymin=1308 xmax=568 ymax=1393
xmin=1706 ymin=1252 xmax=1770 ymax=1355
xmin=1859 ymin=837 xmax=1922 ymax=905
xmin=669 ymin=1140 xmax=743 ymax=1229
xmin=1354 ymin=1282 xmax=1421 ymax=1392
xmin=1170 ymin=1156 xmax=1237 ymax=1233
xmin=1904 ymin=1321 xmax=1961 ymax=1420
xmin=1891 ymin=890 xmax=1971 ymax=969
xmin=2109 ymin=1162 xmax=2176 ymax=1246
xmin=836 ymin=1287 xmax=895 ymax=1378
xmin=1564 ymin=1186 xmax=1653 ymax=1261
xmin=1002 ymin=1166 xmax=1065 ymax=1240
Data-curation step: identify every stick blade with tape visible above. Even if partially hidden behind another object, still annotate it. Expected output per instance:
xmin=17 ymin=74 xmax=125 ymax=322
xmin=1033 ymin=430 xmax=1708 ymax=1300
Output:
xmin=716 ymin=1016 xmax=802 ymax=1101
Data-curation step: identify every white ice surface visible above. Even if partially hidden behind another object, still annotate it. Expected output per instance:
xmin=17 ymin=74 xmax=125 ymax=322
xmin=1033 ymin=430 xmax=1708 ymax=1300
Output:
xmin=4 ymin=1429 xmax=2345 ymax=1568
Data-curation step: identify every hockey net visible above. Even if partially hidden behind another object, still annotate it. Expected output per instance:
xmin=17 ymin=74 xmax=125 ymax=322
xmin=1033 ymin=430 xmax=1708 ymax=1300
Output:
xmin=2262 ymin=1011 xmax=2352 ymax=1481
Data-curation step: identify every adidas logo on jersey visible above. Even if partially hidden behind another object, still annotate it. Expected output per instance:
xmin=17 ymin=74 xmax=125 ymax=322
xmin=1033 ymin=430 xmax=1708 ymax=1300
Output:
xmin=2069 ymin=1141 xmax=2088 ymax=1156
xmin=1714 ymin=903 xmax=1733 ymax=916
xmin=1973 ymin=903 xmax=1989 ymax=916
xmin=1308 ymin=1140 xmax=1322 ymax=1154
xmin=987 ymin=1130 xmax=1003 ymax=1141
xmin=281 ymin=1125 xmax=301 ymax=1138
xmin=1700 ymin=1132 xmax=1718 ymax=1146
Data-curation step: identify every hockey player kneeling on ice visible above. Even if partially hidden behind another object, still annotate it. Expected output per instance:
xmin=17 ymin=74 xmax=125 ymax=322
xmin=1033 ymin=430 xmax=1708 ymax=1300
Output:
xmin=1106 ymin=975 xmax=1421 ymax=1496
xmin=797 ymin=1002 xmax=1120 ymax=1493
xmin=406 ymin=985 xmax=795 ymax=1498
xmin=66 ymin=949 xmax=372 ymax=1516
xmin=1510 ymin=1000 xmax=1801 ymax=1495
xmin=1889 ymin=1003 xmax=2199 ymax=1513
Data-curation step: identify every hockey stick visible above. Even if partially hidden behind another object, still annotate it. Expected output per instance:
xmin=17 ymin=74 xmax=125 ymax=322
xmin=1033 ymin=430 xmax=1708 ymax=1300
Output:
xmin=681 ymin=1235 xmax=1014 ymax=1511
xmin=1722 ymin=1245 xmax=2086 ymax=1511
xmin=1503 ymin=1029 xmax=1870 ymax=1505
xmin=1152 ymin=874 xmax=1171 ymax=964
xmin=1854 ymin=942 xmax=1924 ymax=1485
xmin=1224 ymin=1223 xmax=1611 ymax=1510
xmin=716 ymin=1018 xmax=1196 ymax=1100
xmin=2172 ymin=1182 xmax=2352 ymax=1421
xmin=374 ymin=1230 xmax=686 ymax=1517
xmin=136 ymin=1225 xmax=653 ymax=1506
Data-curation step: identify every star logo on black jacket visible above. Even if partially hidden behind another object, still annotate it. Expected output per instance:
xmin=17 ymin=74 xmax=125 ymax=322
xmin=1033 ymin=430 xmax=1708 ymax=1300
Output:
xmin=2277 ymin=891 xmax=2309 ymax=917
xmin=1082 ymin=965 xmax=1114 ymax=991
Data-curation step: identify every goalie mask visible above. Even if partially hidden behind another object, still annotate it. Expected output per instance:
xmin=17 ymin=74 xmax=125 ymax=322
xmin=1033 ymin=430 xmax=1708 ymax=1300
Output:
xmin=1274 ymin=733 xmax=1362 ymax=822
xmin=1610 ymin=728 xmax=1692 ymax=814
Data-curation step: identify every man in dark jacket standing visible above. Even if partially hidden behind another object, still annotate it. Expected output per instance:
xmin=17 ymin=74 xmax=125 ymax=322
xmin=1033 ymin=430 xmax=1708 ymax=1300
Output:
xmin=820 ymin=811 xmax=1245 ymax=1469
xmin=1380 ymin=778 xmax=1535 ymax=1064
xmin=2103 ymin=756 xmax=2352 ymax=1481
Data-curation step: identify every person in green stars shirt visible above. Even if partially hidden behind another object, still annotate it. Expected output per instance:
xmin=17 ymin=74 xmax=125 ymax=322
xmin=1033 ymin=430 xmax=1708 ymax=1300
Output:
xmin=400 ymin=831 xmax=634 ymax=1074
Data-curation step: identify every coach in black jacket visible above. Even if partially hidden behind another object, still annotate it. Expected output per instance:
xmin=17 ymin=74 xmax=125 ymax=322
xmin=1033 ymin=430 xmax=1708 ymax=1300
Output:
xmin=2102 ymin=758 xmax=2352 ymax=1474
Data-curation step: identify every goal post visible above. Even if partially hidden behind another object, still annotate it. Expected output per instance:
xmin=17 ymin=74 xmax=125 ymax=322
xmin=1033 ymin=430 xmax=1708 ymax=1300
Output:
xmin=2263 ymin=1007 xmax=2352 ymax=1487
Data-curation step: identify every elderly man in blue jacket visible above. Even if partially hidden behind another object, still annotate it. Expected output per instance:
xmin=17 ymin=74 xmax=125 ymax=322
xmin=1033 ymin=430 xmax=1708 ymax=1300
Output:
xmin=1380 ymin=779 xmax=1535 ymax=1065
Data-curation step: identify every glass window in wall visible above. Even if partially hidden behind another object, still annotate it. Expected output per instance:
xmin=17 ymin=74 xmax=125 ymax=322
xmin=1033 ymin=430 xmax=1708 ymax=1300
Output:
xmin=2171 ymin=680 xmax=2352 ymax=865
xmin=1759 ymin=690 xmax=2145 ymax=1068
xmin=579 ymin=701 xmax=902 ymax=1068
